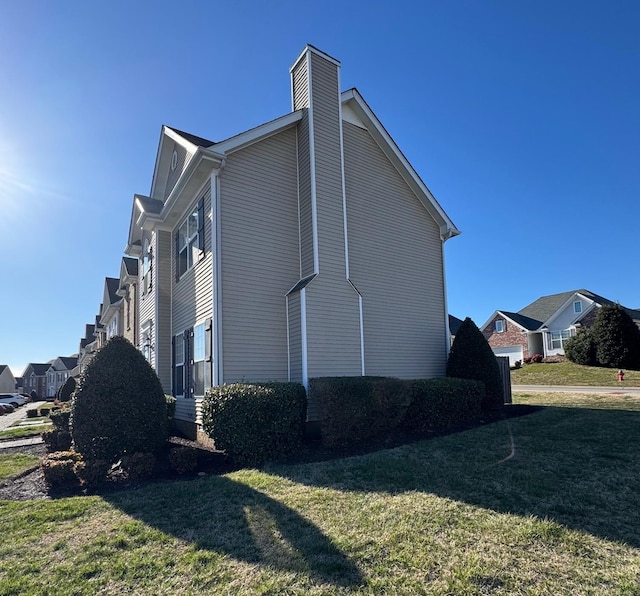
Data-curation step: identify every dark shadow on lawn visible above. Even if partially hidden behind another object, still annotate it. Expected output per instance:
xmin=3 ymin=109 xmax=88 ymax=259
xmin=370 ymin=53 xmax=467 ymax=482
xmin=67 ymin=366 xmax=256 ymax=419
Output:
xmin=273 ymin=405 xmax=640 ymax=548
xmin=102 ymin=474 xmax=363 ymax=589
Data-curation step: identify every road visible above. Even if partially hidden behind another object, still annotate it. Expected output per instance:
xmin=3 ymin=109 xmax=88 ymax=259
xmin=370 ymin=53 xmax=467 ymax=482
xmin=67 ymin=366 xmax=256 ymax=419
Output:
xmin=513 ymin=384 xmax=640 ymax=396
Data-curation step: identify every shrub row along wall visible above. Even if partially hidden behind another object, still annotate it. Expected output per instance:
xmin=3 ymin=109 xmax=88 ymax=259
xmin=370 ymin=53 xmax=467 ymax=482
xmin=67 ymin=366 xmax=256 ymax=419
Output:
xmin=200 ymin=376 xmax=492 ymax=464
xmin=313 ymin=376 xmax=485 ymax=448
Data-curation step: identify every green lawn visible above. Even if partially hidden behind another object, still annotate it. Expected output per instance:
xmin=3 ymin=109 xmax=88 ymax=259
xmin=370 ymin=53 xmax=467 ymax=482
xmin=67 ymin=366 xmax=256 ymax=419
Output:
xmin=1 ymin=393 xmax=639 ymax=594
xmin=0 ymin=454 xmax=40 ymax=481
xmin=0 ymin=423 xmax=51 ymax=440
xmin=511 ymin=360 xmax=640 ymax=386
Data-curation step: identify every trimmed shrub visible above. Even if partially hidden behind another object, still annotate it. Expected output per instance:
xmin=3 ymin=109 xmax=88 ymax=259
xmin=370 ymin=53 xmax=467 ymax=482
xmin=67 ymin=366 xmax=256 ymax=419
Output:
xmin=202 ymin=382 xmax=306 ymax=466
xmin=42 ymin=429 xmax=72 ymax=453
xmin=74 ymin=458 xmax=109 ymax=487
xmin=50 ymin=409 xmax=71 ymax=432
xmin=40 ymin=451 xmax=82 ymax=489
xmin=71 ymin=336 xmax=168 ymax=464
xmin=55 ymin=377 xmax=76 ymax=403
xmin=591 ymin=305 xmax=640 ymax=369
xmin=40 ymin=407 xmax=51 ymax=417
xmin=121 ymin=452 xmax=156 ymax=480
xmin=400 ymin=378 xmax=484 ymax=432
xmin=30 ymin=390 xmax=39 ymax=402
xmin=446 ymin=317 xmax=504 ymax=410
xmin=311 ymin=376 xmax=411 ymax=448
xmin=565 ymin=328 xmax=597 ymax=366
xmin=530 ymin=353 xmax=543 ymax=363
xmin=169 ymin=446 xmax=199 ymax=475
xmin=26 ymin=409 xmax=39 ymax=419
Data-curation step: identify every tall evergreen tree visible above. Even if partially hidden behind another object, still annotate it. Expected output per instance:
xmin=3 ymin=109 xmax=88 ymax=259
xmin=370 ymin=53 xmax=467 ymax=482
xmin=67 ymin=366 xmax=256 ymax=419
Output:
xmin=591 ymin=305 xmax=640 ymax=369
xmin=446 ymin=317 xmax=504 ymax=409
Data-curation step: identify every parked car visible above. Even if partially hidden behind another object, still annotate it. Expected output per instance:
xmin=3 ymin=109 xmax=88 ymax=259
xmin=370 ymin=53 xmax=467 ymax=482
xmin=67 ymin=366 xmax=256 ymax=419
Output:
xmin=0 ymin=393 xmax=26 ymax=407
xmin=0 ymin=402 xmax=15 ymax=413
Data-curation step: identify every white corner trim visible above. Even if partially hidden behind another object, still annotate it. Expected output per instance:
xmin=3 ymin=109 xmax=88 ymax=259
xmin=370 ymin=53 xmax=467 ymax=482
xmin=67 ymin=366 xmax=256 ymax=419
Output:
xmin=212 ymin=173 xmax=223 ymax=386
xmin=300 ymin=288 xmax=308 ymax=389
xmin=307 ymin=51 xmax=320 ymax=274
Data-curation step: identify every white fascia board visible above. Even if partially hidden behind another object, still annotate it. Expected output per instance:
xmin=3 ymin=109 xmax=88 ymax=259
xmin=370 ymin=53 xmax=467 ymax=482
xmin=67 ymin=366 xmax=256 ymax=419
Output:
xmin=126 ymin=199 xmax=144 ymax=254
xmin=479 ymin=311 xmax=501 ymax=332
xmin=163 ymin=126 xmax=201 ymax=152
xmin=543 ymin=292 xmax=594 ymax=328
xmin=212 ymin=111 xmax=303 ymax=155
xmin=290 ymin=44 xmax=341 ymax=74
xmin=479 ymin=310 xmax=528 ymax=332
xmin=341 ymin=89 xmax=460 ymax=241
xmin=137 ymin=149 xmax=223 ymax=233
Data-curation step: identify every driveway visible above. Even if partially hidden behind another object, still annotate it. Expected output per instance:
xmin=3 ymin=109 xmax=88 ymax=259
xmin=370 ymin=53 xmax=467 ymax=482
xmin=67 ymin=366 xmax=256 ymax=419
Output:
xmin=0 ymin=401 xmax=42 ymax=432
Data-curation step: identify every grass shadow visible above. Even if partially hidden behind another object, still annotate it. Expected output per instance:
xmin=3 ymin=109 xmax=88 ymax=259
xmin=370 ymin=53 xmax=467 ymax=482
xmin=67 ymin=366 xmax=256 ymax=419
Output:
xmin=273 ymin=405 xmax=640 ymax=548
xmin=102 ymin=474 xmax=363 ymax=589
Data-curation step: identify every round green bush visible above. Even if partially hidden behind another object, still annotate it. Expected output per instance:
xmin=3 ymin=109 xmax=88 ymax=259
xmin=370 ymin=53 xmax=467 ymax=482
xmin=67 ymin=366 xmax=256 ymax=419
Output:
xmin=591 ymin=305 xmax=640 ymax=369
xmin=70 ymin=336 xmax=168 ymax=463
xmin=564 ymin=328 xmax=597 ymax=366
xmin=446 ymin=317 xmax=504 ymax=410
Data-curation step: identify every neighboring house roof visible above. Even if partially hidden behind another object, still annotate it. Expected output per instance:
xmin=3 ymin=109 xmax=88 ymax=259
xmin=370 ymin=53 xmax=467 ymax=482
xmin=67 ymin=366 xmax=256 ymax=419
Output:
xmin=448 ymin=315 xmax=464 ymax=336
xmin=499 ymin=311 xmax=543 ymax=331
xmin=25 ymin=363 xmax=50 ymax=376
xmin=167 ymin=126 xmax=215 ymax=148
xmin=0 ymin=365 xmax=7 ymax=375
xmin=123 ymin=256 xmax=138 ymax=277
xmin=519 ymin=289 xmax=640 ymax=325
xmin=105 ymin=277 xmax=120 ymax=306
xmin=58 ymin=356 xmax=78 ymax=370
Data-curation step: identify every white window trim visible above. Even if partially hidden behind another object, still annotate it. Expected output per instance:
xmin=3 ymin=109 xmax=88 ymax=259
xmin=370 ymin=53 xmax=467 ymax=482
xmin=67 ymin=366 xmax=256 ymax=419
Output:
xmin=495 ymin=320 xmax=504 ymax=333
xmin=573 ymin=300 xmax=582 ymax=314
xmin=177 ymin=208 xmax=201 ymax=279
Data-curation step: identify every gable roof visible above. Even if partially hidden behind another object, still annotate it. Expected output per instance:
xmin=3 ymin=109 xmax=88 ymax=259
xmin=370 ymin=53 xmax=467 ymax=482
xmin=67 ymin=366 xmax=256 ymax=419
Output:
xmin=167 ymin=126 xmax=215 ymax=148
xmin=500 ymin=311 xmax=543 ymax=331
xmin=122 ymin=256 xmax=138 ymax=277
xmin=24 ymin=363 xmax=50 ymax=376
xmin=518 ymin=289 xmax=640 ymax=326
xmin=0 ymin=365 xmax=7 ymax=375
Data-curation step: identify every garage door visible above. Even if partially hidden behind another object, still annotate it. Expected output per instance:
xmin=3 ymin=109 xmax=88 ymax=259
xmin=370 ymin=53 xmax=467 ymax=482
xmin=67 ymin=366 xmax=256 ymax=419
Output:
xmin=492 ymin=346 xmax=523 ymax=367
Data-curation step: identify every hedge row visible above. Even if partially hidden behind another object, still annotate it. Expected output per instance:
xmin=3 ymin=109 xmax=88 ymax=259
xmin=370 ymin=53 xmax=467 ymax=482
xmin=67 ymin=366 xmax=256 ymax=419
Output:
xmin=314 ymin=376 xmax=484 ymax=447
xmin=200 ymin=377 xmax=488 ymax=461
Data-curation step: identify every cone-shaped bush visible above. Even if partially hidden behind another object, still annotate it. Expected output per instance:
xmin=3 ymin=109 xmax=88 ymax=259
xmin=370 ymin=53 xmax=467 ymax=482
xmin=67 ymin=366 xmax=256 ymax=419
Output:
xmin=446 ymin=317 xmax=504 ymax=410
xmin=591 ymin=305 xmax=640 ymax=369
xmin=56 ymin=376 xmax=76 ymax=402
xmin=71 ymin=336 xmax=168 ymax=463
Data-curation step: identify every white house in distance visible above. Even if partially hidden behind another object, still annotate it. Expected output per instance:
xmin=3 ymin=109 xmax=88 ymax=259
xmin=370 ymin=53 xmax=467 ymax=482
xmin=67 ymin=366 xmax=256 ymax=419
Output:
xmin=124 ymin=45 xmax=460 ymax=439
xmin=0 ymin=365 xmax=17 ymax=393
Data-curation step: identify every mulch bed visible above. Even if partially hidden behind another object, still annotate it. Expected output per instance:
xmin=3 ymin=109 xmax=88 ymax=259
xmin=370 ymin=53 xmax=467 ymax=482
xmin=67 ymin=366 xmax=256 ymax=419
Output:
xmin=0 ymin=404 xmax=541 ymax=502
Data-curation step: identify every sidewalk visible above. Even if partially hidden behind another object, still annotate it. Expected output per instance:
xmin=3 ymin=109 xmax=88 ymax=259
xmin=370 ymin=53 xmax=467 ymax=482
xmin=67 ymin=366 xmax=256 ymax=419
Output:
xmin=0 ymin=400 xmax=42 ymax=432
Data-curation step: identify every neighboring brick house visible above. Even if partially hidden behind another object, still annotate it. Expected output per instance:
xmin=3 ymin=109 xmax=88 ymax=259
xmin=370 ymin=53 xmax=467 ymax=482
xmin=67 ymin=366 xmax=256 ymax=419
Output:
xmin=21 ymin=363 xmax=49 ymax=398
xmin=481 ymin=289 xmax=640 ymax=365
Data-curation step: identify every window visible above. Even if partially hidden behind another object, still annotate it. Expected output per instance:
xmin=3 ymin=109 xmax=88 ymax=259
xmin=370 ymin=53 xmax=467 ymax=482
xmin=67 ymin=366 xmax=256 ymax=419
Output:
xmin=193 ymin=323 xmax=205 ymax=398
xmin=174 ymin=333 xmax=185 ymax=396
xmin=548 ymin=328 xmax=575 ymax=350
xmin=142 ymin=239 xmax=152 ymax=294
xmin=495 ymin=320 xmax=504 ymax=333
xmin=173 ymin=319 xmax=212 ymax=399
xmin=176 ymin=198 xmax=205 ymax=280
xmin=573 ymin=300 xmax=582 ymax=314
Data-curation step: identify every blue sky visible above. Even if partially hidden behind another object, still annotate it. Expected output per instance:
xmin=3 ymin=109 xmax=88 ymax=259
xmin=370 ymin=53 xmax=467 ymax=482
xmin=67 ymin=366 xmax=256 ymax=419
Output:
xmin=1 ymin=1 xmax=638 ymax=377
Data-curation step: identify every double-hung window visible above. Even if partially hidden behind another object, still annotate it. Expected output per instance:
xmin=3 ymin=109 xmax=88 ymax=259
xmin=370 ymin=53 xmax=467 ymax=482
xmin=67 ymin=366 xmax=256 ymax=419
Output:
xmin=172 ymin=319 xmax=212 ymax=399
xmin=176 ymin=198 xmax=205 ymax=280
xmin=548 ymin=329 xmax=575 ymax=350
xmin=495 ymin=320 xmax=504 ymax=333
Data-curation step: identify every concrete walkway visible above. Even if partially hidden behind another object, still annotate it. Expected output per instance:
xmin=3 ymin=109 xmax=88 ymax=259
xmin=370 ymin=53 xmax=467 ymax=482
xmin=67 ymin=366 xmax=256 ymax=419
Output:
xmin=0 ymin=401 xmax=42 ymax=432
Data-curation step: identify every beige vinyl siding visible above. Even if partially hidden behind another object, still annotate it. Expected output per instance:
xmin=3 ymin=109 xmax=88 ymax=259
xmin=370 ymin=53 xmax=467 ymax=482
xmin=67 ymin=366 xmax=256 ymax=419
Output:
xmin=164 ymin=142 xmax=194 ymax=201
xmin=286 ymin=293 xmax=303 ymax=383
xmin=220 ymin=128 xmax=300 ymax=383
xmin=292 ymin=56 xmax=310 ymax=110
xmin=156 ymin=230 xmax=173 ymax=392
xmin=343 ymin=121 xmax=447 ymax=378
xmin=303 ymin=52 xmax=362 ymax=379
xmin=297 ymin=114 xmax=314 ymax=277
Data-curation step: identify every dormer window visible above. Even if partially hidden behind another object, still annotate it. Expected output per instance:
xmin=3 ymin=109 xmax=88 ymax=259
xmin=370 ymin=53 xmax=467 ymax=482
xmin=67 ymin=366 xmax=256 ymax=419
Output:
xmin=573 ymin=300 xmax=582 ymax=314
xmin=495 ymin=320 xmax=504 ymax=333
